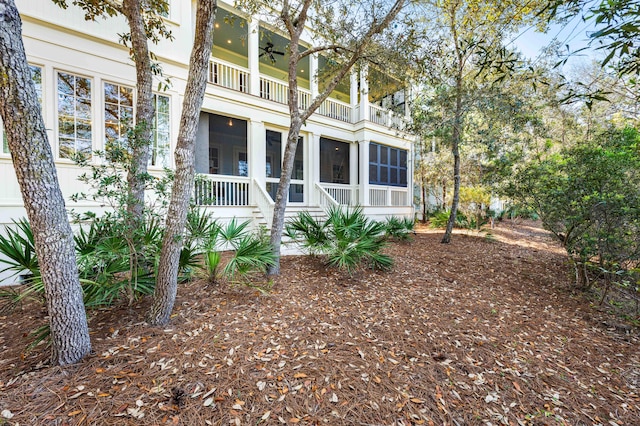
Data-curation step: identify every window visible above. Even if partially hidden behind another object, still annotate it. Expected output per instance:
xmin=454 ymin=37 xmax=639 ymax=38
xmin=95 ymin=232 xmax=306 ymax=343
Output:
xmin=369 ymin=142 xmax=407 ymax=187
xmin=2 ymin=65 xmax=42 ymax=155
xmin=320 ymin=137 xmax=350 ymax=184
xmin=150 ymin=94 xmax=170 ymax=167
xmin=57 ymin=71 xmax=92 ymax=159
xmin=104 ymin=82 xmax=134 ymax=146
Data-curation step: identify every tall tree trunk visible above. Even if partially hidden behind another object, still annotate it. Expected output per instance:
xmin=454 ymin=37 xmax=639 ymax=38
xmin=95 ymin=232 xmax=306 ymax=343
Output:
xmin=122 ymin=0 xmax=154 ymax=222
xmin=0 ymin=0 xmax=91 ymax=365
xmin=442 ymin=5 xmax=463 ymax=244
xmin=149 ymin=0 xmax=216 ymax=326
xmin=441 ymin=77 xmax=462 ymax=243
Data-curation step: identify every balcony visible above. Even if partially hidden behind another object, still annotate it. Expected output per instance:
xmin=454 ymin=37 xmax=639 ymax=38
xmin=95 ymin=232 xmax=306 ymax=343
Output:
xmin=207 ymin=8 xmax=408 ymax=128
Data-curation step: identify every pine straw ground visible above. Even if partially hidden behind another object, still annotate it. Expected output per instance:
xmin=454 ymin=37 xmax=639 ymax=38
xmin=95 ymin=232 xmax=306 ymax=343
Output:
xmin=0 ymin=220 xmax=639 ymax=426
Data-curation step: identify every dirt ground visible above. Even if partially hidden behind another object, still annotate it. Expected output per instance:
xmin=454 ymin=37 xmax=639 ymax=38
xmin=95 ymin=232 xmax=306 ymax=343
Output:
xmin=0 ymin=220 xmax=638 ymax=425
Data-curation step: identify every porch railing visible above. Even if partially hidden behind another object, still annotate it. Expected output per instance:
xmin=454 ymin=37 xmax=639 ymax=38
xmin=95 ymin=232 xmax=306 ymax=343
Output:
xmin=318 ymin=98 xmax=352 ymax=123
xmin=252 ymin=179 xmax=275 ymax=228
xmin=315 ymin=182 xmax=340 ymax=211
xmin=318 ymin=183 xmax=358 ymax=206
xmin=369 ymin=104 xmax=389 ymax=126
xmin=369 ymin=185 xmax=409 ymax=206
xmin=208 ymin=60 xmax=249 ymax=93
xmin=259 ymin=76 xmax=288 ymax=104
xmin=194 ymin=174 xmax=250 ymax=206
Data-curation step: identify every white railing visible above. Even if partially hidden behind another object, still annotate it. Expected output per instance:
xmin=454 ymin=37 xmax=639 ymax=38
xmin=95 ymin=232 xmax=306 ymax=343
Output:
xmin=252 ymin=179 xmax=275 ymax=228
xmin=298 ymin=88 xmax=311 ymax=110
xmin=208 ymin=60 xmax=249 ymax=93
xmin=369 ymin=185 xmax=409 ymax=206
xmin=318 ymin=183 xmax=358 ymax=206
xmin=259 ymin=76 xmax=289 ymax=104
xmin=194 ymin=174 xmax=250 ymax=206
xmin=369 ymin=104 xmax=389 ymax=126
xmin=318 ymin=98 xmax=352 ymax=123
xmin=315 ymin=182 xmax=340 ymax=211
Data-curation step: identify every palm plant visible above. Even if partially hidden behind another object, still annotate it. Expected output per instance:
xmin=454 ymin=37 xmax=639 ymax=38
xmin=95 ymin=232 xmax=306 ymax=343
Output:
xmin=287 ymin=206 xmax=393 ymax=275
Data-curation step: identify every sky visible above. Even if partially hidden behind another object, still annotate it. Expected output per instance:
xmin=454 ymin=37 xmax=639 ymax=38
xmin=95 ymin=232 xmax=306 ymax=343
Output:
xmin=510 ymin=6 xmax=602 ymax=70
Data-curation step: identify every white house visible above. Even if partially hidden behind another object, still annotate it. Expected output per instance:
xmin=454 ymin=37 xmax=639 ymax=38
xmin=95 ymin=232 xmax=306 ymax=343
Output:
xmin=0 ymin=0 xmax=415 ymax=282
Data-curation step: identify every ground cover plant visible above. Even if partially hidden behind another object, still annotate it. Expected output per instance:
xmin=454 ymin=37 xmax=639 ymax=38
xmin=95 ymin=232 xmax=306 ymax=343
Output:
xmin=0 ymin=220 xmax=638 ymax=425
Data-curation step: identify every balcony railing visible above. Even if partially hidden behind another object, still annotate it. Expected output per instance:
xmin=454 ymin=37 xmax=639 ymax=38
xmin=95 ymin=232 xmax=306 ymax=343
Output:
xmin=208 ymin=60 xmax=249 ymax=93
xmin=206 ymin=58 xmax=402 ymax=127
xmin=194 ymin=174 xmax=250 ymax=206
xmin=318 ymin=98 xmax=352 ymax=123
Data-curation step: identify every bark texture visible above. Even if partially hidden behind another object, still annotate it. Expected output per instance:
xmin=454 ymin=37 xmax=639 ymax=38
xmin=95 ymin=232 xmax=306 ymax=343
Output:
xmin=122 ymin=0 xmax=154 ymax=221
xmin=0 ymin=0 xmax=91 ymax=365
xmin=149 ymin=0 xmax=217 ymax=326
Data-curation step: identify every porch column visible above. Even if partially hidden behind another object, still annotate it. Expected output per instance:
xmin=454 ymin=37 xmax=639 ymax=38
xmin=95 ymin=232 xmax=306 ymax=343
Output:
xmin=309 ymin=132 xmax=321 ymax=206
xmin=359 ymin=64 xmax=369 ymax=122
xmin=359 ymin=140 xmax=370 ymax=206
xmin=250 ymin=120 xmax=266 ymax=187
xmin=248 ymin=21 xmax=260 ymax=96
xmin=310 ymin=53 xmax=319 ymax=99
xmin=350 ymin=69 xmax=359 ymax=121
xmin=349 ymin=142 xmax=359 ymax=205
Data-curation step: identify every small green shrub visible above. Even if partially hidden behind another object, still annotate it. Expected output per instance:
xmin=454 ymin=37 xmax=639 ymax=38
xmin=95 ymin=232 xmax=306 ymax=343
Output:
xmin=384 ymin=216 xmax=414 ymax=241
xmin=287 ymin=206 xmax=393 ymax=275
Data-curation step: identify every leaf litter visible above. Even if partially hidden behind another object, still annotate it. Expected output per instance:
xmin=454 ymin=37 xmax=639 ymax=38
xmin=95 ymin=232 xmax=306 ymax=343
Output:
xmin=0 ymin=220 xmax=638 ymax=425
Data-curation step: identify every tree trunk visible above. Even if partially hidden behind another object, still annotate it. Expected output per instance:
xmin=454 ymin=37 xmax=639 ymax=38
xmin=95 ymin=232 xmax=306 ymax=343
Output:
xmin=122 ymin=0 xmax=154 ymax=222
xmin=421 ymin=177 xmax=428 ymax=223
xmin=149 ymin=0 xmax=216 ymax=326
xmin=442 ymin=8 xmax=464 ymax=245
xmin=0 ymin=0 xmax=91 ymax=365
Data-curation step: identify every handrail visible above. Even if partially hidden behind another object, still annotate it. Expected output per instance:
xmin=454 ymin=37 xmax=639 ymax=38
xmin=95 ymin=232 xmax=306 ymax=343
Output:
xmin=314 ymin=182 xmax=340 ymax=212
xmin=208 ymin=59 xmax=249 ymax=93
xmin=252 ymin=179 xmax=275 ymax=228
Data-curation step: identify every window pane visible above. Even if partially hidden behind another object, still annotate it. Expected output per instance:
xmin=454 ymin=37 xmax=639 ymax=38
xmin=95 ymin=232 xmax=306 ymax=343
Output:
xmin=150 ymin=94 xmax=171 ymax=167
xmin=400 ymin=150 xmax=407 ymax=168
xmin=58 ymin=72 xmax=92 ymax=159
xmin=390 ymin=148 xmax=398 ymax=166
xmin=369 ymin=143 xmax=378 ymax=163
xmin=400 ymin=168 xmax=407 ymax=185
xmin=390 ymin=167 xmax=398 ymax=184
xmin=380 ymin=146 xmax=388 ymax=163
xmin=369 ymin=164 xmax=377 ymax=184
xmin=380 ymin=166 xmax=388 ymax=183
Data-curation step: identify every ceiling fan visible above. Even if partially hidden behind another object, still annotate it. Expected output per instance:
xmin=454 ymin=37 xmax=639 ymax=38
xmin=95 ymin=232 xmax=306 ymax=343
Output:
xmin=259 ymin=42 xmax=285 ymax=63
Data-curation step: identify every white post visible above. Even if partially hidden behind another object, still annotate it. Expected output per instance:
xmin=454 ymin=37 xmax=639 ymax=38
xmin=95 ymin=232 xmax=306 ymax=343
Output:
xmin=250 ymin=120 xmax=266 ymax=188
xmin=310 ymin=133 xmax=321 ymax=205
xmin=310 ymin=53 xmax=319 ymax=99
xmin=360 ymin=64 xmax=370 ymax=123
xmin=350 ymin=69 xmax=359 ymax=122
xmin=248 ymin=21 xmax=260 ymax=96
xmin=359 ymin=140 xmax=370 ymax=206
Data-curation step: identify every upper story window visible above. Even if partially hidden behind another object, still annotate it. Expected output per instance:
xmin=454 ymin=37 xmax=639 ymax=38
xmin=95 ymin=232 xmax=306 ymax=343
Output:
xmin=369 ymin=142 xmax=407 ymax=187
xmin=150 ymin=94 xmax=170 ymax=167
xmin=57 ymin=71 xmax=92 ymax=159
xmin=2 ymin=65 xmax=43 ymax=155
xmin=104 ymin=82 xmax=134 ymax=146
